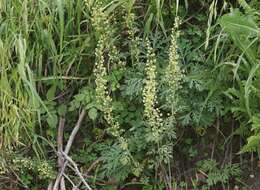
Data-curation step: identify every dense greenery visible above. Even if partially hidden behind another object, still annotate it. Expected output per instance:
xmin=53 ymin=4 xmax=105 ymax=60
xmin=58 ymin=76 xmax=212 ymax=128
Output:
xmin=0 ymin=0 xmax=260 ymax=189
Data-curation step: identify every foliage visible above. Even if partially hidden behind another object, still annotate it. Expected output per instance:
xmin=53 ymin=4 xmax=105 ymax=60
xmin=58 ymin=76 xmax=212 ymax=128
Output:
xmin=197 ymin=159 xmax=241 ymax=187
xmin=0 ymin=0 xmax=260 ymax=189
xmin=217 ymin=5 xmax=260 ymax=153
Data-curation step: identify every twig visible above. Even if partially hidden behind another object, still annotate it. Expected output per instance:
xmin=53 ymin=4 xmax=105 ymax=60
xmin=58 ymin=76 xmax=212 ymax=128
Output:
xmin=86 ymin=158 xmax=101 ymax=174
xmin=62 ymin=173 xmax=78 ymax=189
xmin=58 ymin=117 xmax=66 ymax=190
xmin=57 ymin=117 xmax=65 ymax=158
xmin=62 ymin=152 xmax=92 ymax=190
xmin=74 ymin=157 xmax=102 ymax=189
xmin=52 ymin=159 xmax=69 ymax=190
xmin=211 ymin=119 xmax=220 ymax=159
xmin=60 ymin=178 xmax=66 ymax=190
xmin=48 ymin=182 xmax=53 ymax=190
xmin=64 ymin=109 xmax=86 ymax=155
xmin=52 ymin=109 xmax=86 ymax=190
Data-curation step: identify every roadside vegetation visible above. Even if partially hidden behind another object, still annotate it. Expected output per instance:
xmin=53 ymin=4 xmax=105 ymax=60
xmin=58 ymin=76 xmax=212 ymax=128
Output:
xmin=0 ymin=0 xmax=260 ymax=189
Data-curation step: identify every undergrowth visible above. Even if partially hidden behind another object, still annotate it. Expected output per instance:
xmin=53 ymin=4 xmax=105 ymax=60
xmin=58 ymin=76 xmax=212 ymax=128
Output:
xmin=0 ymin=0 xmax=260 ymax=190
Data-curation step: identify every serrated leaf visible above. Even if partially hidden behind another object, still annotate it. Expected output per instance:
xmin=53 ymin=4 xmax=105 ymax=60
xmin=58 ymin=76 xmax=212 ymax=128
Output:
xmin=75 ymin=93 xmax=85 ymax=102
xmin=88 ymin=107 xmax=98 ymax=121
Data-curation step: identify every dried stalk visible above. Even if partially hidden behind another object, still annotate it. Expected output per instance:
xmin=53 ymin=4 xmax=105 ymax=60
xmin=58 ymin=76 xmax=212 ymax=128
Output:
xmin=58 ymin=117 xmax=66 ymax=190
xmin=62 ymin=152 xmax=92 ymax=190
xmin=52 ymin=109 xmax=86 ymax=190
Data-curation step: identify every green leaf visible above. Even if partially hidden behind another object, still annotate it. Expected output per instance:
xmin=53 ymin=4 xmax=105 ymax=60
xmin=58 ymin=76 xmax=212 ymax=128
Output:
xmin=219 ymin=9 xmax=259 ymax=64
xmin=46 ymin=85 xmax=57 ymax=101
xmin=252 ymin=114 xmax=260 ymax=131
xmin=241 ymin=134 xmax=260 ymax=152
xmin=47 ymin=114 xmax=58 ymax=128
xmin=58 ymin=104 xmax=67 ymax=116
xmin=88 ymin=108 xmax=98 ymax=121
xmin=219 ymin=9 xmax=259 ymax=36
xmin=75 ymin=93 xmax=85 ymax=102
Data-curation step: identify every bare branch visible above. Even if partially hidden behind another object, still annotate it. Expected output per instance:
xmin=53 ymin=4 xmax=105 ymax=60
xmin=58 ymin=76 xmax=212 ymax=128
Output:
xmin=74 ymin=157 xmax=102 ymax=189
xmin=64 ymin=109 xmax=86 ymax=155
xmin=52 ymin=109 xmax=86 ymax=190
xmin=58 ymin=117 xmax=66 ymax=190
xmin=62 ymin=152 xmax=92 ymax=190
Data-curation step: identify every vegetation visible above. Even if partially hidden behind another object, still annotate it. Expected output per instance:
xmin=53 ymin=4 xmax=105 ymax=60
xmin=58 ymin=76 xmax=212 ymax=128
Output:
xmin=0 ymin=0 xmax=260 ymax=189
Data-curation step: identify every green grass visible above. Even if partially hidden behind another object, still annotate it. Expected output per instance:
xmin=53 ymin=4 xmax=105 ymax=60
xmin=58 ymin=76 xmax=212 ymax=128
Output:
xmin=0 ymin=0 xmax=91 ymax=151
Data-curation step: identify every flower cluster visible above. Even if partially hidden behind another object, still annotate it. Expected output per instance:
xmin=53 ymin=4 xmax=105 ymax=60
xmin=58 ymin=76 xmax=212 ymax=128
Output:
xmin=13 ymin=157 xmax=33 ymax=170
xmin=37 ymin=161 xmax=56 ymax=180
xmin=124 ymin=12 xmax=141 ymax=65
xmin=130 ymin=36 xmax=141 ymax=64
xmin=94 ymin=36 xmax=121 ymax=137
xmin=84 ymin=0 xmax=94 ymax=9
xmin=94 ymin=36 xmax=107 ymax=104
xmin=143 ymin=40 xmax=164 ymax=143
xmin=165 ymin=17 xmax=183 ymax=103
xmin=120 ymin=151 xmax=131 ymax=166
xmin=0 ymin=164 xmax=6 ymax=175
xmin=89 ymin=2 xmax=110 ymax=37
xmin=124 ymin=12 xmax=136 ymax=39
xmin=109 ymin=45 xmax=126 ymax=70
xmin=89 ymin=1 xmax=141 ymax=176
xmin=94 ymin=36 xmax=136 ymax=170
xmin=12 ymin=157 xmax=55 ymax=180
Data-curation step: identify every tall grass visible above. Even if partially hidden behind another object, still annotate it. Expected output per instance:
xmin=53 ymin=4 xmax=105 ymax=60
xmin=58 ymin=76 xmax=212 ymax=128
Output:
xmin=0 ymin=0 xmax=36 ymax=149
xmin=0 ymin=0 xmax=90 ymax=151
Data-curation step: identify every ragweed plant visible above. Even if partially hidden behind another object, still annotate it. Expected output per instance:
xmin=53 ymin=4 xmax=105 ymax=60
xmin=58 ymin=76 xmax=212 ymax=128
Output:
xmin=13 ymin=157 xmax=55 ymax=182
xmin=88 ymin=1 xmax=141 ymax=177
xmin=87 ymin=1 xmax=110 ymax=38
xmin=143 ymin=40 xmax=164 ymax=143
xmin=93 ymin=36 xmax=142 ymax=178
xmin=141 ymin=40 xmax=176 ymax=188
xmin=125 ymin=12 xmax=136 ymax=39
xmin=94 ymin=36 xmax=121 ymax=137
xmin=123 ymin=11 xmax=141 ymax=65
xmin=165 ymin=17 xmax=183 ymax=107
